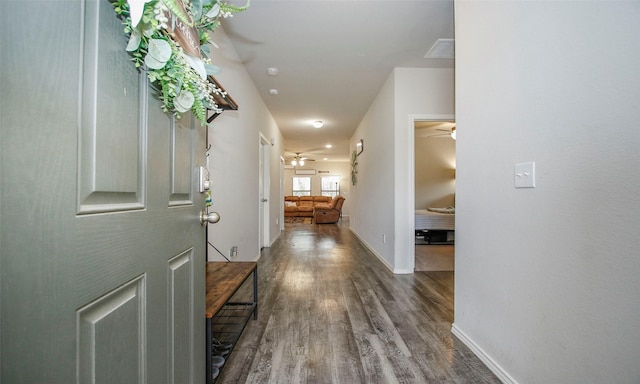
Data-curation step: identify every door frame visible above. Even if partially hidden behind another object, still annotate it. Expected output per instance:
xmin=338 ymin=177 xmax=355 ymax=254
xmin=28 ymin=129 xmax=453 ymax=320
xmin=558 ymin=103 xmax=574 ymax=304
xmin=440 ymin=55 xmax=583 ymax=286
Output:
xmin=259 ymin=134 xmax=271 ymax=249
xmin=403 ymin=114 xmax=456 ymax=272
xmin=279 ymin=156 xmax=285 ymax=232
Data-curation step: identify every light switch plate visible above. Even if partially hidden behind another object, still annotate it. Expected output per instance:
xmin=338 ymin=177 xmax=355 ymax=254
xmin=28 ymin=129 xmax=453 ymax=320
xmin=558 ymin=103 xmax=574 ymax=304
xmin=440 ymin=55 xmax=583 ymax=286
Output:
xmin=515 ymin=162 xmax=535 ymax=188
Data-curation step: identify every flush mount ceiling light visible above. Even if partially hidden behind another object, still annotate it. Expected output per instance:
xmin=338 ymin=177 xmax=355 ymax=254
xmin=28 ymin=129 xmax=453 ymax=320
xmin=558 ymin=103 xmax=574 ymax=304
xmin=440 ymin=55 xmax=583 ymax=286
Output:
xmin=267 ymin=67 xmax=279 ymax=76
xmin=312 ymin=120 xmax=323 ymax=128
xmin=325 ymin=144 xmax=332 ymax=148
xmin=424 ymin=39 xmax=455 ymax=59
xmin=269 ymin=89 xmax=278 ymax=95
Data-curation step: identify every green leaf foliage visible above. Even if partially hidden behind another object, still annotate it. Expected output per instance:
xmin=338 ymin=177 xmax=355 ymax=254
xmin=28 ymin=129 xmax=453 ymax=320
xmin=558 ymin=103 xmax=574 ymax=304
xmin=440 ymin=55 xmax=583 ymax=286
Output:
xmin=112 ymin=0 xmax=249 ymax=124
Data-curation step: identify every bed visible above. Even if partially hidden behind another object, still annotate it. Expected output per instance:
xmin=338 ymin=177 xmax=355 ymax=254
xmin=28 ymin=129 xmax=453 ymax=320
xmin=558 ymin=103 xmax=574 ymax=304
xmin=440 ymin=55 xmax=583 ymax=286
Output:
xmin=415 ymin=208 xmax=455 ymax=231
xmin=415 ymin=208 xmax=455 ymax=244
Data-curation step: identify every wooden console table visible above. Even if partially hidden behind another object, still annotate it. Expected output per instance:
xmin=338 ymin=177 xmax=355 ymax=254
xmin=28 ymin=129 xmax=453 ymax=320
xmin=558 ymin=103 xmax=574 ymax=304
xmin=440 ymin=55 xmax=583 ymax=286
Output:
xmin=205 ymin=262 xmax=257 ymax=384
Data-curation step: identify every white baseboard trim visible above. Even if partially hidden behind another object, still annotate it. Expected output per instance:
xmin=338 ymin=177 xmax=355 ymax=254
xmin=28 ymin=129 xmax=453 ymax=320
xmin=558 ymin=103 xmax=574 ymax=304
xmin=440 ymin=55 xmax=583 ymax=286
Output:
xmin=349 ymin=228 xmax=394 ymax=273
xmin=269 ymin=231 xmax=280 ymax=247
xmin=451 ymin=324 xmax=518 ymax=384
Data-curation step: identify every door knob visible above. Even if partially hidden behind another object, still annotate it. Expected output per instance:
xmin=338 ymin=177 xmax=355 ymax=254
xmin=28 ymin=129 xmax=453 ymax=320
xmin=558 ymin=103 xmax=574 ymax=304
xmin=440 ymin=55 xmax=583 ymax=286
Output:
xmin=200 ymin=210 xmax=220 ymax=225
xmin=262 ymin=198 xmax=268 ymax=202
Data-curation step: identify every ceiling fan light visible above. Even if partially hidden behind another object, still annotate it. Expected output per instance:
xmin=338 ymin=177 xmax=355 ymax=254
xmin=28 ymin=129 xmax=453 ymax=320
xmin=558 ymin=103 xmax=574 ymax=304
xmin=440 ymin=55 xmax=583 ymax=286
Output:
xmin=299 ymin=160 xmax=305 ymax=166
xmin=451 ymin=127 xmax=456 ymax=140
xmin=291 ymin=160 xmax=297 ymax=166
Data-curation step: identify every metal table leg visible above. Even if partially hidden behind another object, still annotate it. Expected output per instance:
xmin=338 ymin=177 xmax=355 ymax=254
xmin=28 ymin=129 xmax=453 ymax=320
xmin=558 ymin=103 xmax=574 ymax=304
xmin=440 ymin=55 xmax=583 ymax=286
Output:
xmin=206 ymin=317 xmax=212 ymax=384
xmin=253 ymin=268 xmax=258 ymax=320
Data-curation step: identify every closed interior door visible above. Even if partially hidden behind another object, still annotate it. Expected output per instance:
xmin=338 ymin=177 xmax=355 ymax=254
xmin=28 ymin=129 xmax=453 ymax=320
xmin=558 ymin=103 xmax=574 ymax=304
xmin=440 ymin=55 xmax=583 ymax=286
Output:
xmin=259 ymin=136 xmax=271 ymax=248
xmin=1 ymin=1 xmax=206 ymax=383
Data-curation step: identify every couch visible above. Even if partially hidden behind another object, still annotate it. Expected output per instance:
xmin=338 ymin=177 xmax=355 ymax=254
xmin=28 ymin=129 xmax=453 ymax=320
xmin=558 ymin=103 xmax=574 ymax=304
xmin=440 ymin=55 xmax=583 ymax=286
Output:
xmin=284 ymin=196 xmax=346 ymax=223
xmin=313 ymin=196 xmax=346 ymax=224
xmin=284 ymin=196 xmax=332 ymax=217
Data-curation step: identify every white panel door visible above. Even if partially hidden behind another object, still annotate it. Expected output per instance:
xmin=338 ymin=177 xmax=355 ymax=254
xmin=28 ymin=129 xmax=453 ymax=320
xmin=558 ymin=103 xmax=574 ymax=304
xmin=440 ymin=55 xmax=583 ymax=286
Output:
xmin=259 ymin=136 xmax=271 ymax=249
xmin=1 ymin=1 xmax=206 ymax=383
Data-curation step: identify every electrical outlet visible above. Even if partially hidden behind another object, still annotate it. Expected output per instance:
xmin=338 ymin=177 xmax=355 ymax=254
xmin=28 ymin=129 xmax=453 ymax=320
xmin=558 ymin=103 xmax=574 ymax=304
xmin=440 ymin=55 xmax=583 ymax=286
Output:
xmin=230 ymin=246 xmax=238 ymax=258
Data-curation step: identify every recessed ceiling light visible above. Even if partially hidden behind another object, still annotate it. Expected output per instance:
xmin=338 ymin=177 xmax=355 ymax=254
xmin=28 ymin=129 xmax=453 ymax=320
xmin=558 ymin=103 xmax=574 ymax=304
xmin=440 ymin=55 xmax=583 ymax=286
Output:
xmin=269 ymin=89 xmax=278 ymax=95
xmin=267 ymin=67 xmax=279 ymax=76
xmin=323 ymin=157 xmax=329 ymax=161
xmin=312 ymin=120 xmax=323 ymax=128
xmin=325 ymin=144 xmax=332 ymax=148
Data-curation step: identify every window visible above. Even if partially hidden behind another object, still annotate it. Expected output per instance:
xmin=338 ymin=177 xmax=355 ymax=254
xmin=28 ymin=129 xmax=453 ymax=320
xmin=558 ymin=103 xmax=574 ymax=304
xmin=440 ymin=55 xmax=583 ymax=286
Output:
xmin=292 ymin=177 xmax=311 ymax=196
xmin=321 ymin=176 xmax=341 ymax=198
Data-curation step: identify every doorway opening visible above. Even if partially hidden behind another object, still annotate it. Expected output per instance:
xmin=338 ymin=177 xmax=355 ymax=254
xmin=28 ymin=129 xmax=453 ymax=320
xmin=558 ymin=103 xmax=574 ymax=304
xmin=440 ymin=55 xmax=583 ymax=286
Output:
xmin=411 ymin=117 xmax=456 ymax=272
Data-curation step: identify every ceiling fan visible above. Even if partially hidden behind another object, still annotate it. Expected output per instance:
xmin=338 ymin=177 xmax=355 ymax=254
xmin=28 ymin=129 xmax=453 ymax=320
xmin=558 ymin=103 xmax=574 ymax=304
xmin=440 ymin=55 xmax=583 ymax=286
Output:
xmin=289 ymin=152 xmax=315 ymax=167
xmin=431 ymin=126 xmax=456 ymax=140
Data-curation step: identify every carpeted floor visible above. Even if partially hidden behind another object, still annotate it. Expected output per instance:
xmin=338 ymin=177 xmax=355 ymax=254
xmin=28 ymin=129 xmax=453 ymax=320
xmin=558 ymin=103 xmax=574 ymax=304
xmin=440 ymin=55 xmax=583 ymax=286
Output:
xmin=284 ymin=217 xmax=312 ymax=224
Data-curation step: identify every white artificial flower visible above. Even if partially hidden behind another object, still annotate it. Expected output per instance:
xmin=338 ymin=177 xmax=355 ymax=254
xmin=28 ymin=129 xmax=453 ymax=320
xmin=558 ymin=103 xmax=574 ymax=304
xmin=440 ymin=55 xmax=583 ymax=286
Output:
xmin=127 ymin=0 xmax=152 ymax=28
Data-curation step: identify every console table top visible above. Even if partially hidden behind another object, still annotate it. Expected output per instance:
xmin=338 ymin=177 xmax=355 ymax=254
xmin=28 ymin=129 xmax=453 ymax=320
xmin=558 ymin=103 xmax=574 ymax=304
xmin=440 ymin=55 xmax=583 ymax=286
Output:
xmin=205 ymin=262 xmax=257 ymax=318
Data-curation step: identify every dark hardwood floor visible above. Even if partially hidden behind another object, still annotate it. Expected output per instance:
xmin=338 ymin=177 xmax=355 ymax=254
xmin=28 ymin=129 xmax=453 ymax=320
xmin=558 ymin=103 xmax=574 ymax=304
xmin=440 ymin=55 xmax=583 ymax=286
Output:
xmin=216 ymin=220 xmax=500 ymax=383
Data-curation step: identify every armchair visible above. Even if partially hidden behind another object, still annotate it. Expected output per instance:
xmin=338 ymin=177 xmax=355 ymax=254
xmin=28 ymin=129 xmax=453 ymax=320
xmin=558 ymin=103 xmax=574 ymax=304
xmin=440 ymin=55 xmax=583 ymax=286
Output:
xmin=313 ymin=196 xmax=346 ymax=224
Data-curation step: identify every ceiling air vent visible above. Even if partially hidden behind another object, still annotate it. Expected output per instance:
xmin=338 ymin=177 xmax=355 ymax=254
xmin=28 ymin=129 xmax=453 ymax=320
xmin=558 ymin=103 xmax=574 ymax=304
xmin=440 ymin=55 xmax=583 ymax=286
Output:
xmin=425 ymin=39 xmax=455 ymax=59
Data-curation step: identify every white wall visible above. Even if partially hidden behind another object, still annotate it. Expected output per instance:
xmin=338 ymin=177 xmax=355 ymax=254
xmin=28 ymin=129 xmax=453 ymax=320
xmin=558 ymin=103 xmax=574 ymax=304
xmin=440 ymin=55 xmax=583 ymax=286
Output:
xmin=453 ymin=2 xmax=640 ymax=383
xmin=350 ymin=68 xmax=455 ymax=272
xmin=394 ymin=68 xmax=455 ymax=273
xmin=415 ymin=135 xmax=456 ymax=209
xmin=205 ymin=26 xmax=284 ymax=261
xmin=350 ymin=73 xmax=397 ymax=270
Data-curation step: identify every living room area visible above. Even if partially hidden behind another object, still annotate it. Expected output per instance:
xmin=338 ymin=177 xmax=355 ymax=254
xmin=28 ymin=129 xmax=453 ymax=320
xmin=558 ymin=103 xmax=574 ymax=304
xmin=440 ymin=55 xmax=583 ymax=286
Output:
xmin=282 ymin=161 xmax=351 ymax=224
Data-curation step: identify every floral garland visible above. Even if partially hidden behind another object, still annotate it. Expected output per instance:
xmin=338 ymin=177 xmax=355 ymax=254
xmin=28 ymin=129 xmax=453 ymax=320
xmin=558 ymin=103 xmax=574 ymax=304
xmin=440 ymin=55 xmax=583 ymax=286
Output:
xmin=112 ymin=0 xmax=249 ymax=125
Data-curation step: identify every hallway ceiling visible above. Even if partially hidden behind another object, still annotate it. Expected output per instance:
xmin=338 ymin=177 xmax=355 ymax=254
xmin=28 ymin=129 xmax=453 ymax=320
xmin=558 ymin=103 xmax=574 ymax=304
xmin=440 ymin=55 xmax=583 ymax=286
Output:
xmin=221 ymin=0 xmax=454 ymax=162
